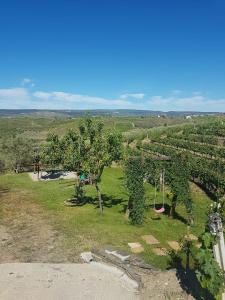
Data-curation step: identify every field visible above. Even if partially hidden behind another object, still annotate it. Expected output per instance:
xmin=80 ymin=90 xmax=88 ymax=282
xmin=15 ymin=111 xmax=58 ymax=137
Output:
xmin=140 ymin=119 xmax=225 ymax=199
xmin=0 ymin=166 xmax=211 ymax=269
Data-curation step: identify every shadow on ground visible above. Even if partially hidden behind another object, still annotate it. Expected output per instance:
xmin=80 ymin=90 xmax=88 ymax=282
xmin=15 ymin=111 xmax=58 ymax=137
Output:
xmin=176 ymin=268 xmax=214 ymax=300
xmin=169 ymin=252 xmax=214 ymax=300
xmin=66 ymin=194 xmax=125 ymax=209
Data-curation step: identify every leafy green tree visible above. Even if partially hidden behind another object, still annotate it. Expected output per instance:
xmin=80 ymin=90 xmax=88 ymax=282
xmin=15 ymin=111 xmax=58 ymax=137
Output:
xmin=42 ymin=116 xmax=122 ymax=213
xmin=61 ymin=129 xmax=85 ymax=201
xmin=41 ymin=133 xmax=62 ymax=169
xmin=167 ymin=153 xmax=192 ymax=218
xmin=79 ymin=116 xmax=123 ymax=213
xmin=61 ymin=130 xmax=82 ymax=170
xmin=1 ymin=137 xmax=34 ymax=171
xmin=124 ymin=157 xmax=145 ymax=225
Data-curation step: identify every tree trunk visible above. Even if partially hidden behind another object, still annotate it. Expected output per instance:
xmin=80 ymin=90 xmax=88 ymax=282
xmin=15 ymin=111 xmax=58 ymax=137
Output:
xmin=170 ymin=197 xmax=177 ymax=218
xmin=125 ymin=196 xmax=133 ymax=218
xmin=95 ymin=183 xmax=103 ymax=214
xmin=185 ymin=243 xmax=190 ymax=273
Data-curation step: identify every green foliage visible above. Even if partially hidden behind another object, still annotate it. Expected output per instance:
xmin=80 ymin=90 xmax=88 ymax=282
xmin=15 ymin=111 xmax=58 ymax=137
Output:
xmin=1 ymin=136 xmax=35 ymax=170
xmin=124 ymin=157 xmax=145 ymax=225
xmin=41 ymin=133 xmax=62 ymax=168
xmin=79 ymin=116 xmax=123 ymax=183
xmin=42 ymin=115 xmax=123 ymax=213
xmin=195 ymin=232 xmax=224 ymax=297
xmin=61 ymin=130 xmax=82 ymax=171
xmin=79 ymin=116 xmax=123 ymax=213
xmin=167 ymin=154 xmax=192 ymax=216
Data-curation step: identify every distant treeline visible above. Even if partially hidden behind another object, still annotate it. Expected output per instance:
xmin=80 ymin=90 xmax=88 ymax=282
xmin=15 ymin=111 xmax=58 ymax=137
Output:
xmin=0 ymin=109 xmax=221 ymax=118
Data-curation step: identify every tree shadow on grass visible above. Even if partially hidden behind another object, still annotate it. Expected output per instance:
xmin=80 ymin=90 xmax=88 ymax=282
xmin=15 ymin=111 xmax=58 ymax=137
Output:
xmin=67 ymin=194 xmax=125 ymax=209
xmin=192 ymin=180 xmax=216 ymax=201
xmin=101 ymin=194 xmax=125 ymax=208
xmin=67 ymin=196 xmax=96 ymax=207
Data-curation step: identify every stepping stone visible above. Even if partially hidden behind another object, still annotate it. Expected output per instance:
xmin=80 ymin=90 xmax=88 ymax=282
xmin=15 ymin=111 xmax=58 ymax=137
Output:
xmin=142 ymin=235 xmax=160 ymax=245
xmin=152 ymin=247 xmax=167 ymax=256
xmin=128 ymin=242 xmax=144 ymax=253
xmin=184 ymin=234 xmax=198 ymax=241
xmin=167 ymin=241 xmax=181 ymax=251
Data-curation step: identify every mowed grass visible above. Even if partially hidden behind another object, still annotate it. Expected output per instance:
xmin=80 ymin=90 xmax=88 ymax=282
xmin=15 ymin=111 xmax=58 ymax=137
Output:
xmin=0 ymin=167 xmax=211 ymax=269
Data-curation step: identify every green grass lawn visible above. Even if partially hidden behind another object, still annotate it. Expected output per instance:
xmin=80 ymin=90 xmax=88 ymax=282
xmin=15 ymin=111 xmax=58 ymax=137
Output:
xmin=0 ymin=167 xmax=211 ymax=269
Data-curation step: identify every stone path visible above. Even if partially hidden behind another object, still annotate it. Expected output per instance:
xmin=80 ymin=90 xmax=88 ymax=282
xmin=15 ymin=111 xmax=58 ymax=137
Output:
xmin=128 ymin=243 xmax=144 ymax=253
xmin=141 ymin=235 xmax=159 ymax=245
xmin=184 ymin=234 xmax=198 ymax=241
xmin=167 ymin=241 xmax=181 ymax=251
xmin=128 ymin=234 xmax=190 ymax=256
xmin=151 ymin=248 xmax=167 ymax=256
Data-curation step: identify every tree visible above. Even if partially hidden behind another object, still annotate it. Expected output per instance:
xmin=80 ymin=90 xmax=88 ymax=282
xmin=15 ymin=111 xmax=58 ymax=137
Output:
xmin=42 ymin=116 xmax=123 ymax=213
xmin=167 ymin=153 xmax=192 ymax=218
xmin=1 ymin=137 xmax=34 ymax=171
xmin=60 ymin=129 xmax=85 ymax=201
xmin=79 ymin=116 xmax=122 ymax=213
xmin=124 ymin=157 xmax=145 ymax=225
xmin=41 ymin=133 xmax=62 ymax=170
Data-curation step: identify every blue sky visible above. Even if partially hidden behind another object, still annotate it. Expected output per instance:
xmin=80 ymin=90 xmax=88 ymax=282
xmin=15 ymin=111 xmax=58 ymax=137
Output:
xmin=0 ymin=0 xmax=225 ymax=111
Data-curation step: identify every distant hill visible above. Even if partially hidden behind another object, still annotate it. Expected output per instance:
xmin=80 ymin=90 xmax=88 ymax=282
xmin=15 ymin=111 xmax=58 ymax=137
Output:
xmin=0 ymin=109 xmax=220 ymax=118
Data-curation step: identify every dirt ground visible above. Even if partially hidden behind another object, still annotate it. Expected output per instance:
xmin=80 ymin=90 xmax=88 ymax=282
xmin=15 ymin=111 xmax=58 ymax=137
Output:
xmin=0 ymin=188 xmax=195 ymax=300
xmin=0 ymin=188 xmax=72 ymax=263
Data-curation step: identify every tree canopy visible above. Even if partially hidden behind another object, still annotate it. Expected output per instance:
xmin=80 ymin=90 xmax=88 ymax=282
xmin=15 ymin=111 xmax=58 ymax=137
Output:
xmin=42 ymin=116 xmax=123 ymax=213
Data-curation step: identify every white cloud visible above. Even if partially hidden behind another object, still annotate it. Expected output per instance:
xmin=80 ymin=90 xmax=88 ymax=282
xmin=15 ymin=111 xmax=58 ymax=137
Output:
xmin=1 ymin=86 xmax=225 ymax=112
xmin=0 ymin=88 xmax=30 ymax=108
xmin=120 ymin=93 xmax=145 ymax=99
xmin=33 ymin=91 xmax=131 ymax=107
xmin=21 ymin=78 xmax=35 ymax=87
xmin=33 ymin=91 xmax=51 ymax=100
xmin=147 ymin=94 xmax=225 ymax=111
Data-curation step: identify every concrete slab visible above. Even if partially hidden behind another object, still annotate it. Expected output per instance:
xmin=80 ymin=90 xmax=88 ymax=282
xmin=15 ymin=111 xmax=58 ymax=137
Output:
xmin=167 ymin=241 xmax=181 ymax=251
xmin=0 ymin=263 xmax=139 ymax=300
xmin=128 ymin=243 xmax=144 ymax=253
xmin=142 ymin=235 xmax=160 ymax=245
xmin=152 ymin=248 xmax=167 ymax=256
xmin=184 ymin=234 xmax=198 ymax=241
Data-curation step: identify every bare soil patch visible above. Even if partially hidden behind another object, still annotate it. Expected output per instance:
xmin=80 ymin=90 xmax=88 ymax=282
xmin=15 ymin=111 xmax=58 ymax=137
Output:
xmin=0 ymin=188 xmax=73 ymax=263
